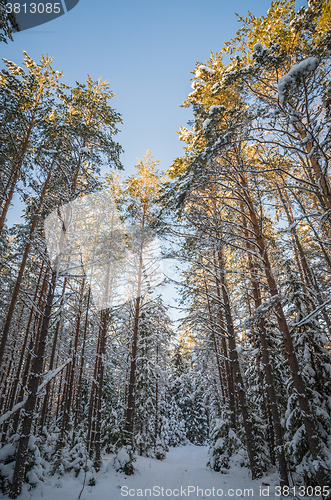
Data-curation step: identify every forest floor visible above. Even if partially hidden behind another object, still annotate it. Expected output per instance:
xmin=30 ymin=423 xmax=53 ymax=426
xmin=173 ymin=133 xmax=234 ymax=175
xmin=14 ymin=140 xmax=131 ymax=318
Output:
xmin=0 ymin=445 xmax=311 ymax=500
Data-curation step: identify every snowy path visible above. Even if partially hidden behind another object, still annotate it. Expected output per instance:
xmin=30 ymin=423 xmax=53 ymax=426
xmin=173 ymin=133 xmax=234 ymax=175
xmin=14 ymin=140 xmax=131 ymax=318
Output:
xmin=0 ymin=445 xmax=304 ymax=499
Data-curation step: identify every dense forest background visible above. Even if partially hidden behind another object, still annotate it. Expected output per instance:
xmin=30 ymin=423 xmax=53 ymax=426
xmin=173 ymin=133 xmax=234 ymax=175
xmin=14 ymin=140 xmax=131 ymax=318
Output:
xmin=0 ymin=0 xmax=331 ymax=498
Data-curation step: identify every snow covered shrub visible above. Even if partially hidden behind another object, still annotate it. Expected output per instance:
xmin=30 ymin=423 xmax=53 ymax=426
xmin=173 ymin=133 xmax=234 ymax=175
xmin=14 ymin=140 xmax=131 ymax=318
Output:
xmin=167 ymin=398 xmax=187 ymax=447
xmin=101 ymin=375 xmax=125 ymax=454
xmin=0 ymin=434 xmax=44 ymax=494
xmin=207 ymin=417 xmax=245 ymax=472
xmin=155 ymin=438 xmax=166 ymax=460
xmin=63 ymin=441 xmax=89 ymax=477
xmin=284 ymin=388 xmax=331 ymax=486
xmin=114 ymin=445 xmax=136 ymax=475
xmin=102 ymin=406 xmax=122 ymax=454
xmin=24 ymin=436 xmax=44 ymax=487
xmin=188 ymin=384 xmax=208 ymax=446
xmin=0 ymin=434 xmax=20 ymax=494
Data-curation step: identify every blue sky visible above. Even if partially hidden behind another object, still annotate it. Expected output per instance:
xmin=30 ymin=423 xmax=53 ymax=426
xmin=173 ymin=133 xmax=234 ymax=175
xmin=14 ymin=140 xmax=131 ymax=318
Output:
xmin=2 ymin=0 xmax=307 ymax=320
xmin=2 ymin=0 xmax=307 ymax=185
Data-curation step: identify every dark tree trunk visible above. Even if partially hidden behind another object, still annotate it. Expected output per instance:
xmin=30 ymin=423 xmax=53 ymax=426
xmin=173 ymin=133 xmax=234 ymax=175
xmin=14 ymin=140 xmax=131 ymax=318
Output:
xmin=0 ymin=164 xmax=54 ymax=368
xmin=217 ymin=246 xmax=262 ymax=480
xmin=243 ymin=182 xmax=331 ymax=487
xmin=9 ymin=268 xmax=57 ymax=499
xmin=94 ymin=308 xmax=108 ymax=471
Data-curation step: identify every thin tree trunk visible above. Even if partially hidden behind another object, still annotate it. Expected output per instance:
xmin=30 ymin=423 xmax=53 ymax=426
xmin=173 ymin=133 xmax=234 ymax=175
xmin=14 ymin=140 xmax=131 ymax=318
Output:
xmin=9 ymin=268 xmax=57 ymax=499
xmin=243 ymin=180 xmax=331 ymax=487
xmin=74 ymin=287 xmax=91 ymax=428
xmin=40 ymin=277 xmax=67 ymax=430
xmin=213 ymin=255 xmax=236 ymax=429
xmin=61 ymin=279 xmax=85 ymax=433
xmin=0 ymin=163 xmax=55 ymax=368
xmin=217 ymin=245 xmax=262 ymax=480
xmin=204 ymin=278 xmax=227 ymax=403
xmin=87 ymin=323 xmax=101 ymax=454
xmin=155 ymin=342 xmax=159 ymax=448
xmin=94 ymin=308 xmax=108 ymax=471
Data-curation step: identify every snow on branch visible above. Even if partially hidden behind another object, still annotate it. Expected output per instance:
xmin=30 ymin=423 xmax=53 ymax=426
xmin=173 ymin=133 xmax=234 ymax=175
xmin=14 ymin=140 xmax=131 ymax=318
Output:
xmin=0 ymin=396 xmax=28 ymax=426
xmin=0 ymin=359 xmax=72 ymax=426
xmin=292 ymin=298 xmax=331 ymax=328
xmin=243 ymin=295 xmax=280 ymax=329
xmin=37 ymin=358 xmax=72 ymax=395
xmin=278 ymin=57 xmax=318 ymax=104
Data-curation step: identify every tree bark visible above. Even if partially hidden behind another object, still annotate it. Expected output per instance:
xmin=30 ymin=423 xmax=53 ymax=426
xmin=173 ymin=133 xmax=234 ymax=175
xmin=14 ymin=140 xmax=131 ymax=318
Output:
xmin=94 ymin=308 xmax=108 ymax=471
xmin=0 ymin=163 xmax=54 ymax=368
xmin=9 ymin=268 xmax=57 ymax=499
xmin=217 ymin=245 xmax=262 ymax=480
xmin=243 ymin=180 xmax=331 ymax=487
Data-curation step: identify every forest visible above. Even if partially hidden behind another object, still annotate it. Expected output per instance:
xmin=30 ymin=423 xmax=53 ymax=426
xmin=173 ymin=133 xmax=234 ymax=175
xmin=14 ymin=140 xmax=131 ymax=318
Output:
xmin=0 ymin=0 xmax=331 ymax=498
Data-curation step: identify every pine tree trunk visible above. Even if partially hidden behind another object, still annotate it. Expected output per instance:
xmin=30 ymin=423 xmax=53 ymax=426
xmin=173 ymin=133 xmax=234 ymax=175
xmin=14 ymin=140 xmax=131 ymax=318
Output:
xmin=213 ymin=257 xmax=236 ymax=429
xmin=124 ymin=221 xmax=146 ymax=445
xmin=0 ymin=163 xmax=54 ymax=368
xmin=204 ymin=278 xmax=227 ymax=403
xmin=40 ymin=277 xmax=67 ymax=430
xmin=12 ymin=267 xmax=50 ymax=434
xmin=242 ymin=205 xmax=289 ymax=485
xmin=155 ymin=342 xmax=159 ymax=447
xmin=243 ymin=182 xmax=331 ymax=487
xmin=62 ymin=279 xmax=85 ymax=433
xmin=94 ymin=308 xmax=108 ymax=471
xmin=124 ymin=295 xmax=141 ymax=442
xmin=217 ymin=246 xmax=262 ymax=480
xmin=74 ymin=287 xmax=90 ymax=428
xmin=87 ymin=322 xmax=101 ymax=454
xmin=9 ymin=268 xmax=57 ymax=499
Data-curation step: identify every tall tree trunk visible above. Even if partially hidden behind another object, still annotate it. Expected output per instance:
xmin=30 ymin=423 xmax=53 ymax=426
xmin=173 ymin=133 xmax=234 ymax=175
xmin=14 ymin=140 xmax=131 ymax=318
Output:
xmin=204 ymin=278 xmax=227 ymax=403
xmin=87 ymin=323 xmax=101 ymax=454
xmin=61 ymin=279 xmax=85 ymax=433
xmin=124 ymin=223 xmax=146 ymax=445
xmin=242 ymin=204 xmax=289 ymax=485
xmin=9 ymin=268 xmax=57 ymax=499
xmin=213 ymin=255 xmax=236 ymax=429
xmin=217 ymin=245 xmax=262 ymax=480
xmin=0 ymin=163 xmax=55 ymax=368
xmin=40 ymin=277 xmax=67 ymax=431
xmin=94 ymin=308 xmax=108 ymax=471
xmin=74 ymin=287 xmax=90 ymax=428
xmin=12 ymin=267 xmax=50 ymax=434
xmin=243 ymin=180 xmax=331 ymax=487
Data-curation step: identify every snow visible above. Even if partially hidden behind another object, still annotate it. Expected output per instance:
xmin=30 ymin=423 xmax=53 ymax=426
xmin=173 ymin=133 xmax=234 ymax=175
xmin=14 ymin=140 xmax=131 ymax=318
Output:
xmin=0 ymin=445 xmax=290 ymax=500
xmin=0 ymin=398 xmax=27 ymax=426
xmin=253 ymin=43 xmax=264 ymax=51
xmin=208 ymin=105 xmax=225 ymax=116
xmin=195 ymin=65 xmax=216 ymax=78
xmin=278 ymin=57 xmax=318 ymax=103
xmin=292 ymin=297 xmax=331 ymax=327
xmin=37 ymin=359 xmax=72 ymax=395
xmin=0 ymin=443 xmax=16 ymax=462
xmin=202 ymin=119 xmax=211 ymax=131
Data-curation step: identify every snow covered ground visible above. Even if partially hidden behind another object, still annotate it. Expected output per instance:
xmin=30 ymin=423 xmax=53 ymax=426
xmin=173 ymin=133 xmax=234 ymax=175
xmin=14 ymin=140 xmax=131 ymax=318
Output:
xmin=0 ymin=445 xmax=318 ymax=500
